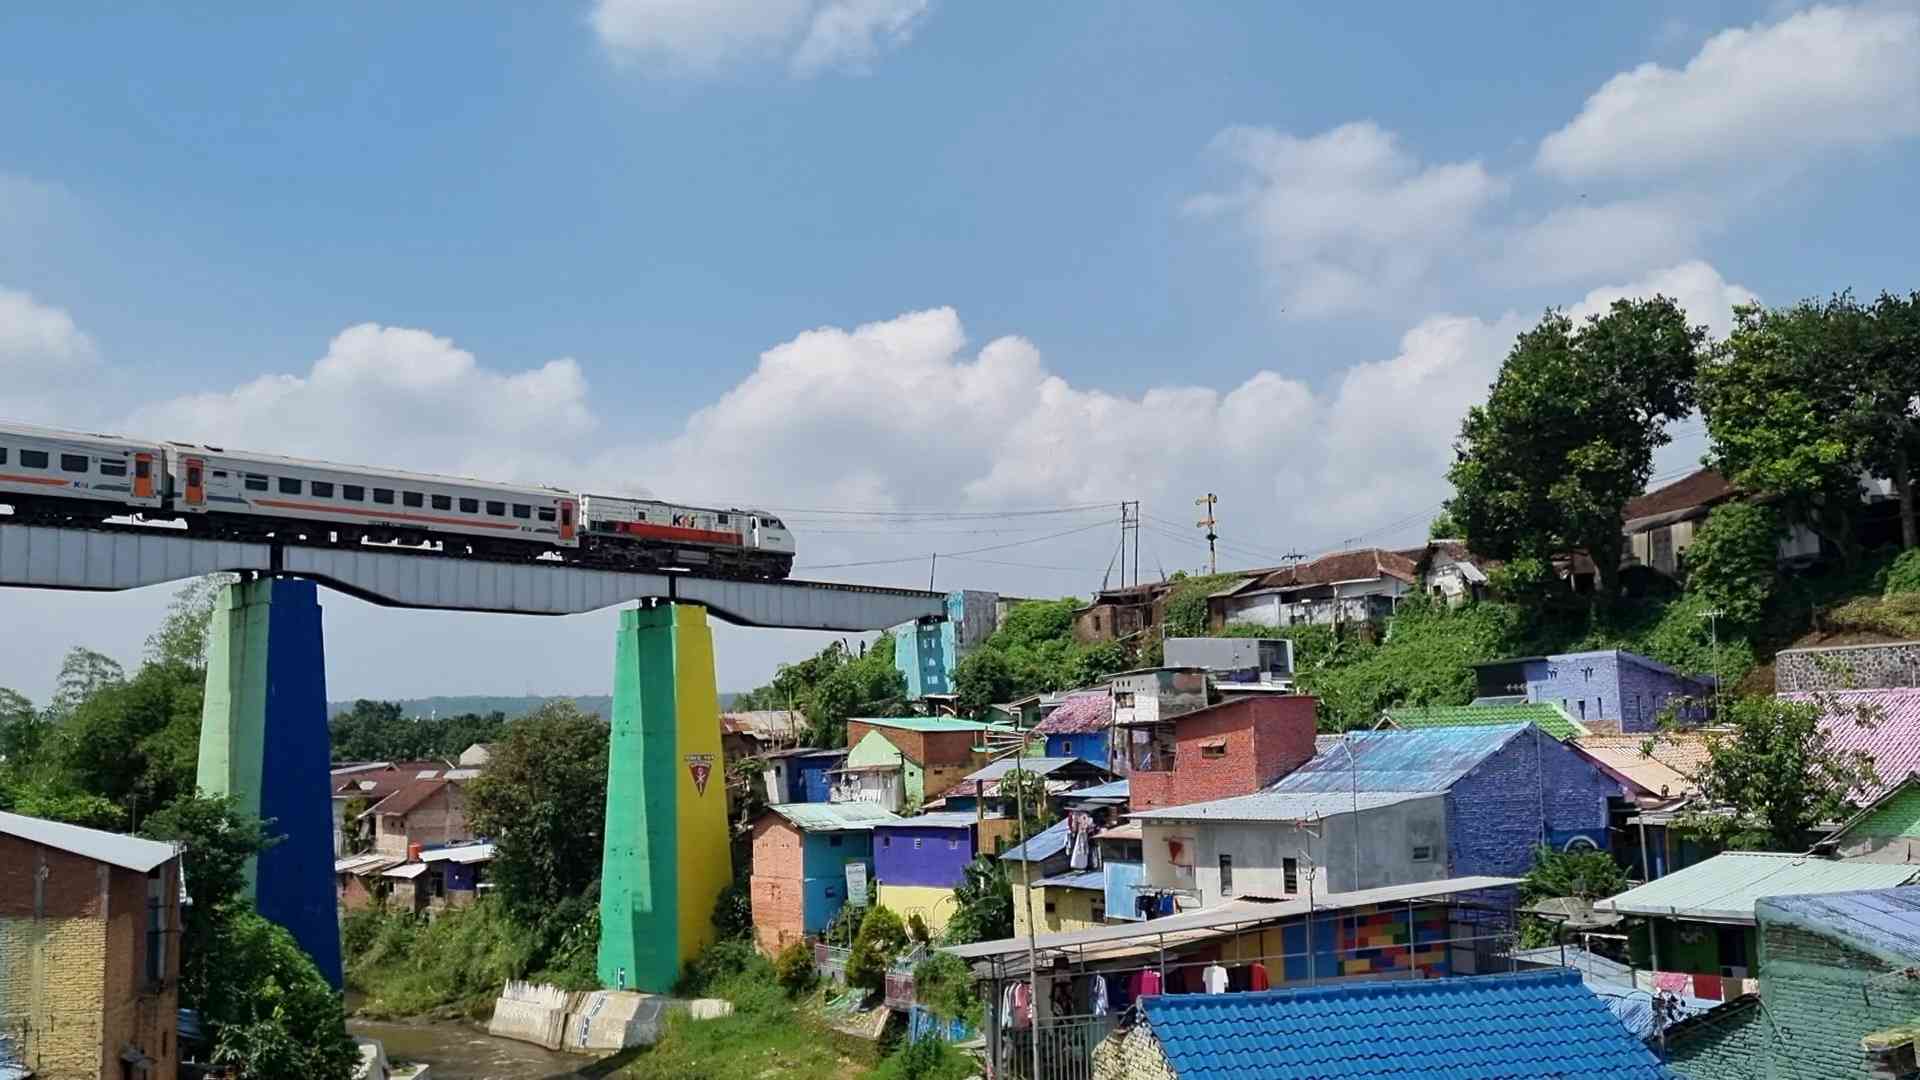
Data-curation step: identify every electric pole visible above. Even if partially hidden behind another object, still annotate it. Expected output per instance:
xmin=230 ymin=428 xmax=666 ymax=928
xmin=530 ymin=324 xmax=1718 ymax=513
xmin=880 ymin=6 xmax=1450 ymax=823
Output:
xmin=1195 ymin=493 xmax=1218 ymax=574
xmin=1119 ymin=501 xmax=1140 ymax=586
xmin=1701 ymin=608 xmax=1725 ymax=719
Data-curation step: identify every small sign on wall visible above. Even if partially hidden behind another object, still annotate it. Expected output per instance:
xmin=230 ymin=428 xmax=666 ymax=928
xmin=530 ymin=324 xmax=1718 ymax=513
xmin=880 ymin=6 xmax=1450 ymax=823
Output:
xmin=845 ymin=862 xmax=869 ymax=908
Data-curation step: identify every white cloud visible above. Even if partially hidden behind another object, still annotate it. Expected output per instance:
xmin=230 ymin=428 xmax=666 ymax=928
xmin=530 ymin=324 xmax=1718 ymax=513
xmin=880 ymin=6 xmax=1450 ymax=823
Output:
xmin=1185 ymin=122 xmax=1507 ymax=316
xmin=1537 ymin=3 xmax=1920 ymax=181
xmin=1567 ymin=259 xmax=1759 ymax=340
xmin=588 ymin=0 xmax=931 ymax=76
xmin=126 ymin=324 xmax=594 ymax=485
xmin=1497 ymin=195 xmax=1714 ymax=284
xmin=0 ymin=286 xmax=98 ymax=422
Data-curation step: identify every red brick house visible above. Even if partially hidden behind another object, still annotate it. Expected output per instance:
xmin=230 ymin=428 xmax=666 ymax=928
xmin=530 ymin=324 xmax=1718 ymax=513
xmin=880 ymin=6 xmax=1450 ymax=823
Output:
xmin=1125 ymin=695 xmax=1319 ymax=812
xmin=0 ymin=810 xmax=182 ymax=1080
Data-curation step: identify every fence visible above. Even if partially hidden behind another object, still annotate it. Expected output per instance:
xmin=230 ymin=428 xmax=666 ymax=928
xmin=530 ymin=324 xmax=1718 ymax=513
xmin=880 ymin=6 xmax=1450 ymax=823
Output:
xmin=813 ymin=942 xmax=850 ymax=985
xmin=1000 ymin=1014 xmax=1119 ymax=1080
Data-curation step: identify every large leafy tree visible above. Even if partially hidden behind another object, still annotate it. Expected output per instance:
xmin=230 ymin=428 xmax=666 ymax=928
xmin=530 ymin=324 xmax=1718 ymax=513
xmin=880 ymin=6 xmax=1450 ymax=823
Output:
xmin=1685 ymin=502 xmax=1784 ymax=626
xmin=1679 ymin=694 xmax=1880 ymax=850
xmin=1698 ymin=296 xmax=1874 ymax=561
xmin=1449 ymin=298 xmax=1706 ymax=606
xmin=465 ymin=700 xmax=610 ymax=916
xmin=203 ymin=913 xmax=358 ymax=1080
xmin=1860 ymin=291 xmax=1920 ymax=549
xmin=140 ymin=794 xmax=278 ymax=1008
xmin=942 ymin=855 xmax=1013 ymax=945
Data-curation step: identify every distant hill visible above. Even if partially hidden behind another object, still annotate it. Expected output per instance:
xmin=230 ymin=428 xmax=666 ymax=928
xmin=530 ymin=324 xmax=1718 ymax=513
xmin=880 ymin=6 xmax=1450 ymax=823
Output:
xmin=327 ymin=692 xmax=739 ymax=720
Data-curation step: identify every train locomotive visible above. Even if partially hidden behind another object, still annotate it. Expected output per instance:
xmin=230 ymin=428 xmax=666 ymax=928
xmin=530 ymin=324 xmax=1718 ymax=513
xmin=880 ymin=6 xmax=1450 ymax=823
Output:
xmin=0 ymin=421 xmax=796 ymax=580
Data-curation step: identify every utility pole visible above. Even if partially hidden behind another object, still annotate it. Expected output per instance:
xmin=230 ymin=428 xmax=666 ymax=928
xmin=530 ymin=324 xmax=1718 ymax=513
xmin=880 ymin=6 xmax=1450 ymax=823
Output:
xmin=1701 ymin=608 xmax=1725 ymax=719
xmin=1119 ymin=501 xmax=1141 ymax=586
xmin=1195 ymin=493 xmax=1218 ymax=575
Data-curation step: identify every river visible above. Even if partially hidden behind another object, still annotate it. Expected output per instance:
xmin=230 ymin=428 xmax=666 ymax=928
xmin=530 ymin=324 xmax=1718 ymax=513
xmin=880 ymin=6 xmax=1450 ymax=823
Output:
xmin=346 ymin=1013 xmax=596 ymax=1079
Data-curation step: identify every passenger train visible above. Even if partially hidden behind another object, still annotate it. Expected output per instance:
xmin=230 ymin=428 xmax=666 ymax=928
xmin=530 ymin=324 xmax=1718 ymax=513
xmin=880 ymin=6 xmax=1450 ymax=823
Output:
xmin=0 ymin=421 xmax=796 ymax=580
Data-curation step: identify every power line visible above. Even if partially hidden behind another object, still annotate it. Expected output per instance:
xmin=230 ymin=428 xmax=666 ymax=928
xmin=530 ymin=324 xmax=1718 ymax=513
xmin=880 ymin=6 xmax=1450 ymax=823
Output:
xmin=793 ymin=516 xmax=1117 ymax=571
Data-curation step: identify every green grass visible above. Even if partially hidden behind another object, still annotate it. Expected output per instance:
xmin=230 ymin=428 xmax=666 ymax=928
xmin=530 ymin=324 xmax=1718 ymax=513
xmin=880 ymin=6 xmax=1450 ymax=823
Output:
xmin=343 ymin=898 xmax=599 ymax=1019
xmin=612 ymin=971 xmax=878 ymax=1080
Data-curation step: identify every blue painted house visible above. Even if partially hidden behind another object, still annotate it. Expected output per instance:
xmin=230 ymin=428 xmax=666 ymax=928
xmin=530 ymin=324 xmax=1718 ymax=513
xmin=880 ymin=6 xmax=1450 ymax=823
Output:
xmin=891 ymin=590 xmax=1005 ymax=700
xmin=872 ymin=812 xmax=979 ymax=936
xmin=1268 ymin=723 xmax=1623 ymax=879
xmin=1473 ymin=649 xmax=1714 ymax=732
xmin=750 ymin=801 xmax=897 ymax=954
xmin=765 ymin=748 xmax=846 ymax=804
xmin=1031 ymin=691 xmax=1112 ymax=767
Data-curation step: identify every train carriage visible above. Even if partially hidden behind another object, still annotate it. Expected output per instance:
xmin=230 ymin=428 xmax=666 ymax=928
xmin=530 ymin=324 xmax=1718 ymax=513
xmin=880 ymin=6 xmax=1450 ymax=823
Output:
xmin=0 ymin=423 xmax=166 ymax=523
xmin=165 ymin=446 xmax=578 ymax=555
xmin=580 ymin=494 xmax=794 ymax=578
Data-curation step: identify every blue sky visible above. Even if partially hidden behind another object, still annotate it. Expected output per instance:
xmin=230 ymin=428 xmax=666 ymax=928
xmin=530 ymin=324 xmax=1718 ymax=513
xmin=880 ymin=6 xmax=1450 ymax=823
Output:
xmin=2 ymin=2 xmax=1917 ymax=702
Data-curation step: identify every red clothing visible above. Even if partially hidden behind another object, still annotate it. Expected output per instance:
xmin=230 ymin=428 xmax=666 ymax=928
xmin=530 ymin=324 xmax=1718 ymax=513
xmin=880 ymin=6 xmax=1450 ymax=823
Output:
xmin=1137 ymin=970 xmax=1163 ymax=996
xmin=1249 ymin=962 xmax=1270 ymax=991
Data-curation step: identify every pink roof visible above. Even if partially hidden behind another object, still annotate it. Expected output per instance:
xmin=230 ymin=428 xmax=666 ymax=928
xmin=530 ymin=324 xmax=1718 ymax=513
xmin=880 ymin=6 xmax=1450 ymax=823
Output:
xmin=1033 ymin=692 xmax=1111 ymax=735
xmin=1783 ymin=689 xmax=1920 ymax=799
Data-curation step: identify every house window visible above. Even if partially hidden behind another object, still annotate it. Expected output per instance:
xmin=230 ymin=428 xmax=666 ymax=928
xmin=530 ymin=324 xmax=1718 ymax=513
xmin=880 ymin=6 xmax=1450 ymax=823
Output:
xmin=1201 ymin=742 xmax=1227 ymax=760
xmin=61 ymin=453 xmax=88 ymax=473
xmin=882 ymin=836 xmax=891 ymax=847
xmin=1219 ymin=854 xmax=1234 ymax=897
xmin=19 ymin=449 xmax=46 ymax=469
xmin=144 ymin=869 xmax=167 ymax=987
xmin=829 ymin=835 xmax=843 ymax=847
xmin=1578 ymin=699 xmax=1587 ymax=720
xmin=1115 ymin=692 xmax=1135 ymax=708
xmin=913 ymin=838 xmax=923 ymax=850
xmin=1411 ymin=844 xmax=1434 ymax=862
xmin=1093 ymin=615 xmax=1103 ymax=633
xmin=1092 ymin=898 xmax=1106 ymax=921
xmin=1597 ymin=696 xmax=1604 ymax=716
xmin=1044 ymin=900 xmax=1057 ymax=914
xmin=1061 ymin=740 xmax=1072 ymax=755
xmin=1283 ymin=858 xmax=1299 ymax=895
xmin=948 ymin=839 xmax=961 ymax=850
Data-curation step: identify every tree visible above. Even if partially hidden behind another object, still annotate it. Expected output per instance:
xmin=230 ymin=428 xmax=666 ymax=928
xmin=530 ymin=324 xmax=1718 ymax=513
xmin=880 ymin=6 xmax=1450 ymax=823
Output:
xmin=1679 ymin=694 xmax=1880 ymax=850
xmin=203 ymin=912 xmax=358 ymax=1080
xmin=1861 ymin=291 xmax=1920 ymax=549
xmin=999 ymin=765 xmax=1056 ymax=839
xmin=953 ymin=649 xmax=1014 ymax=713
xmin=941 ymin=855 xmax=1012 ymax=945
xmin=464 ymin=701 xmax=610 ymax=916
xmin=0 ymin=688 xmax=43 ymax=771
xmin=140 ymin=794 xmax=278 ymax=1008
xmin=1518 ymin=844 xmax=1628 ymax=905
xmin=846 ymin=905 xmax=909 ymax=991
xmin=1429 ymin=509 xmax=1461 ymax=540
xmin=1449 ymin=299 xmax=1706 ymax=606
xmin=1685 ymin=503 xmax=1783 ymax=626
xmin=1699 ymin=297 xmax=1873 ymax=562
xmin=145 ymin=574 xmax=231 ymax=671
xmin=47 ymin=646 xmax=124 ymax=721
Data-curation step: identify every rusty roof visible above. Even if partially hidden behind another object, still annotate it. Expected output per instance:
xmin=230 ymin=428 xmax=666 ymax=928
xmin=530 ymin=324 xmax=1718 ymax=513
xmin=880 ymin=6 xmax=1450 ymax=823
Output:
xmin=1623 ymin=467 xmax=1736 ymax=523
xmin=369 ymin=777 xmax=450 ymax=818
xmin=1240 ymin=548 xmax=1420 ymax=592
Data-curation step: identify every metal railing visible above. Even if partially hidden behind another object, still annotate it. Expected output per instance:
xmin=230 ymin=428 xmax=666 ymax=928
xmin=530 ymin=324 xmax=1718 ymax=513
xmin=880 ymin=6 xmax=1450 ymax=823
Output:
xmin=999 ymin=1014 xmax=1118 ymax=1080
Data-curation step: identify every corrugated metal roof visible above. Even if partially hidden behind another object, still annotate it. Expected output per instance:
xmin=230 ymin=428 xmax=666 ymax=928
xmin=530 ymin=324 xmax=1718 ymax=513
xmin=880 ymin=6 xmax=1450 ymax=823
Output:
xmin=942 ymin=876 xmax=1521 ymax=961
xmin=998 ymin=818 xmax=1071 ymax=863
xmin=1068 ymin=779 xmax=1129 ymax=800
xmin=766 ymin=802 xmax=900 ymax=832
xmin=0 ymin=810 xmax=177 ymax=873
xmin=1595 ymin=852 xmax=1920 ymax=924
xmin=1782 ymin=688 xmax=1920 ymax=799
xmin=1032 ymin=869 xmax=1105 ymax=890
xmin=1572 ymin=733 xmax=1713 ymax=798
xmin=1270 ymin=725 xmax=1531 ymax=795
xmin=1130 ymin=790 xmax=1436 ymax=823
xmin=333 ymin=853 xmax=402 ymax=875
xmin=383 ymin=862 xmax=428 ymax=879
xmin=1032 ymin=692 xmax=1110 ymax=735
xmin=962 ymin=757 xmax=1086 ymax=782
xmin=848 ymin=716 xmax=993 ymax=733
xmin=1756 ymin=886 xmax=1920 ymax=967
xmin=873 ymin=812 xmax=978 ymax=831
xmin=1139 ymin=970 xmax=1674 ymax=1080
xmin=419 ymin=841 xmax=495 ymax=864
xmin=1383 ymin=702 xmax=1588 ymax=741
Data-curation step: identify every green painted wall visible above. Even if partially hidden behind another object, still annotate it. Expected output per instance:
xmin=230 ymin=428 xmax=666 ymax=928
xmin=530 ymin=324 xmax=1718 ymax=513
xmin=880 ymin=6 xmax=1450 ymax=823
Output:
xmin=1632 ymin=919 xmax=1757 ymax=977
xmin=596 ymin=603 xmax=732 ymax=992
xmin=196 ymin=582 xmax=273 ymax=855
xmin=1665 ymin=1002 xmax=1767 ymax=1080
xmin=1749 ymin=924 xmax=1920 ymax=1080
xmin=1845 ymin=788 xmax=1920 ymax=840
xmin=845 ymin=730 xmax=924 ymax=805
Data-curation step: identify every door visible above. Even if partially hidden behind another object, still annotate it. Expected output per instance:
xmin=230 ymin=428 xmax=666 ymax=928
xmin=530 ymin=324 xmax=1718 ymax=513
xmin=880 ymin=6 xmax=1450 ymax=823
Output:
xmin=558 ymin=499 xmax=576 ymax=542
xmin=133 ymin=453 xmax=155 ymax=499
xmin=183 ymin=457 xmax=205 ymax=507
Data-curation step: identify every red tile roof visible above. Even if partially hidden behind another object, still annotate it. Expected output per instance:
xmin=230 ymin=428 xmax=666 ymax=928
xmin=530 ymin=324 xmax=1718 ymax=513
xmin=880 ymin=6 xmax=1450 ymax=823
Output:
xmin=1624 ymin=468 xmax=1736 ymax=522
xmin=1245 ymin=548 xmax=1420 ymax=591
xmin=1033 ymin=692 xmax=1112 ymax=735
xmin=370 ymin=778 xmax=450 ymax=818
xmin=1782 ymin=688 xmax=1920 ymax=799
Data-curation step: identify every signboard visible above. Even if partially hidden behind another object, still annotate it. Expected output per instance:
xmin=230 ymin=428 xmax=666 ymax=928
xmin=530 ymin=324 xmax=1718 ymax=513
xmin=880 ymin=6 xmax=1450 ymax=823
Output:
xmin=845 ymin=862 xmax=869 ymax=908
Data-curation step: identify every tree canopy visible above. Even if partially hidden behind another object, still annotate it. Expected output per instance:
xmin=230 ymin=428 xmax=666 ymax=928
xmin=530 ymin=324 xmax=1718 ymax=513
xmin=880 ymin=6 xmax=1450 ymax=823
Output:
xmin=1449 ymin=297 xmax=1706 ymax=604
xmin=464 ymin=700 xmax=610 ymax=916
xmin=1678 ymin=694 xmax=1880 ymax=850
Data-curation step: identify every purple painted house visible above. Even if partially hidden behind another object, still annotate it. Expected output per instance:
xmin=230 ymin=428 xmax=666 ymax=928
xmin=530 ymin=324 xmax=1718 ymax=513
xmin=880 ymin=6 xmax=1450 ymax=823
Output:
xmin=873 ymin=813 xmax=979 ymax=887
xmin=1473 ymin=649 xmax=1714 ymax=733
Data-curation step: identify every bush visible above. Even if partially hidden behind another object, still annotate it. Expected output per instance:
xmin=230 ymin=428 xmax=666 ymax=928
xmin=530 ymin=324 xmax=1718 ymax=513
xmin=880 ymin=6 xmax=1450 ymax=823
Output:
xmin=205 ymin=912 xmax=358 ymax=1080
xmin=1886 ymin=548 xmax=1920 ymax=596
xmin=712 ymin=872 xmax=753 ymax=940
xmin=912 ymin=951 xmax=979 ymax=1026
xmin=1686 ymin=502 xmax=1782 ymax=625
xmin=774 ymin=940 xmax=817 ymax=997
xmin=680 ymin=937 xmax=770 ymax=997
xmin=846 ymin=906 xmax=908 ymax=991
xmin=871 ymin=1036 xmax=975 ymax=1080
xmin=907 ymin=912 xmax=931 ymax=945
xmin=345 ymin=899 xmax=537 ymax=1018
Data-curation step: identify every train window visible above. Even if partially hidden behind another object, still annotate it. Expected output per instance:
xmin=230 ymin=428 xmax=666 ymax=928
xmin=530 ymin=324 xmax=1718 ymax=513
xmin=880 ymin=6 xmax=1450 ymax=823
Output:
xmin=760 ymin=515 xmax=785 ymax=529
xmin=718 ymin=513 xmax=729 ymax=525
xmin=311 ymin=481 xmax=334 ymax=498
xmin=279 ymin=477 xmax=302 ymax=494
xmin=402 ymin=492 xmax=424 ymax=508
xmin=486 ymin=501 xmax=506 ymax=516
xmin=431 ymin=494 xmax=451 ymax=511
xmin=99 ymin=460 xmax=127 ymax=477
xmin=61 ymin=454 xmax=88 ymax=473
xmin=0 ymin=448 xmax=7 ymax=464
xmin=373 ymin=488 xmax=394 ymax=504
xmin=244 ymin=474 xmax=268 ymax=491
xmin=459 ymin=498 xmax=479 ymax=513
xmin=343 ymin=485 xmax=365 ymax=501
xmin=20 ymin=450 xmax=47 ymax=469
xmin=537 ymin=507 xmax=556 ymax=522
xmin=512 ymin=504 xmax=532 ymax=520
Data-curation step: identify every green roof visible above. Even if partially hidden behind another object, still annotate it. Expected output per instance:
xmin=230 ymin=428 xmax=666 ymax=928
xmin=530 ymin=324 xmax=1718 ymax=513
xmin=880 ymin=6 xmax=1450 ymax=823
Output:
xmin=849 ymin=716 xmax=993 ymax=733
xmin=1381 ymin=702 xmax=1588 ymax=741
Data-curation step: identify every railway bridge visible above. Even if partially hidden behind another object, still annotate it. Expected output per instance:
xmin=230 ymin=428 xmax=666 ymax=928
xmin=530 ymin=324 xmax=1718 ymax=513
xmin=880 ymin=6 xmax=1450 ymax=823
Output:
xmin=0 ymin=522 xmax=949 ymax=991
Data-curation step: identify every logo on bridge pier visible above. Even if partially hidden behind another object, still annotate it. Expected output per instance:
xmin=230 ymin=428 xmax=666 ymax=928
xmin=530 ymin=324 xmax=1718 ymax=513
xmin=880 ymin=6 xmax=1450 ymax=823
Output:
xmin=686 ymin=753 xmax=715 ymax=796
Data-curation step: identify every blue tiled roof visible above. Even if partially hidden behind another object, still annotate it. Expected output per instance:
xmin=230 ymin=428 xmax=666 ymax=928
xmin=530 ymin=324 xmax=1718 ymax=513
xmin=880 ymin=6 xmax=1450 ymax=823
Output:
xmin=1269 ymin=724 xmax=1531 ymax=795
xmin=999 ymin=818 xmax=1071 ymax=863
xmin=1140 ymin=969 xmax=1675 ymax=1080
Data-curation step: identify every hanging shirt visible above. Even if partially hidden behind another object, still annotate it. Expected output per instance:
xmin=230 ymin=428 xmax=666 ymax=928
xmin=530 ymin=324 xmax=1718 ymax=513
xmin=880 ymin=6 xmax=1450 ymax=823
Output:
xmin=1091 ymin=974 xmax=1109 ymax=1017
xmin=1202 ymin=964 xmax=1228 ymax=994
xmin=1138 ymin=970 xmax=1163 ymax=997
xmin=1249 ymin=962 xmax=1270 ymax=991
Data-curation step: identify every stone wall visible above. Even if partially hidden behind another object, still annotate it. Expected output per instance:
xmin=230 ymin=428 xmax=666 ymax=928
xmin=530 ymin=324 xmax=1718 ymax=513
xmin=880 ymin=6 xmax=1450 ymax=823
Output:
xmin=1777 ymin=641 xmax=1920 ymax=692
xmin=1751 ymin=920 xmax=1920 ymax=1080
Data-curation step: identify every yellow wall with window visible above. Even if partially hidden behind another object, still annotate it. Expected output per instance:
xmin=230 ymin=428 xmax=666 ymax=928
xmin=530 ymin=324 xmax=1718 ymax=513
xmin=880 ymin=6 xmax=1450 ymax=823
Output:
xmin=875 ymin=884 xmax=959 ymax=936
xmin=1013 ymin=882 xmax=1106 ymax=937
